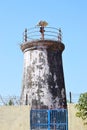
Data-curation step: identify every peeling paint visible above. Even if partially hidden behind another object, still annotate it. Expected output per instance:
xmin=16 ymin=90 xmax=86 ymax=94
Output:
xmin=20 ymin=41 xmax=67 ymax=109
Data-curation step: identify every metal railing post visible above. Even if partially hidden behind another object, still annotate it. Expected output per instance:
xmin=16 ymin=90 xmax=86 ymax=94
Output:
xmin=66 ymin=110 xmax=68 ymax=130
xmin=48 ymin=110 xmax=50 ymax=130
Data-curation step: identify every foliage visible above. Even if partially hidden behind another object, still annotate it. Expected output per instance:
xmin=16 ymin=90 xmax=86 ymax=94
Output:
xmin=8 ymin=99 xmax=14 ymax=106
xmin=6 ymin=96 xmax=20 ymax=106
xmin=75 ymin=92 xmax=87 ymax=125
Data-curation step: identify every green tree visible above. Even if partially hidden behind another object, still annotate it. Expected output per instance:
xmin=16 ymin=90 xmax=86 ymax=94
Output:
xmin=8 ymin=99 xmax=14 ymax=106
xmin=75 ymin=92 xmax=87 ymax=125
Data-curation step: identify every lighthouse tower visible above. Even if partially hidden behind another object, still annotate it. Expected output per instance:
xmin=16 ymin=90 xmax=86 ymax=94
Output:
xmin=20 ymin=21 xmax=67 ymax=109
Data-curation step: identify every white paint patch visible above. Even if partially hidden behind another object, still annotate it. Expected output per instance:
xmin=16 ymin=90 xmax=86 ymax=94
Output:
xmin=61 ymin=88 xmax=65 ymax=98
xmin=54 ymin=74 xmax=56 ymax=81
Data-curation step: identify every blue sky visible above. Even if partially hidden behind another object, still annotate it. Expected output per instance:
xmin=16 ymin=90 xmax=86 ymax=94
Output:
xmin=0 ymin=0 xmax=87 ymax=100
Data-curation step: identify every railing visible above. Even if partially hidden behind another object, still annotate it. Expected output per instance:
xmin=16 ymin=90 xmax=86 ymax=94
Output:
xmin=23 ymin=27 xmax=62 ymax=42
xmin=30 ymin=109 xmax=68 ymax=130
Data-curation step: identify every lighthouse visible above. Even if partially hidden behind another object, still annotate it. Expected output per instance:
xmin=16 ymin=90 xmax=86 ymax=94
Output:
xmin=20 ymin=21 xmax=67 ymax=109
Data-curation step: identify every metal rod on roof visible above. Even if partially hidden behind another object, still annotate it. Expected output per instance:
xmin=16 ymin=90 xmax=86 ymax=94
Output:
xmin=24 ymin=28 xmax=27 ymax=42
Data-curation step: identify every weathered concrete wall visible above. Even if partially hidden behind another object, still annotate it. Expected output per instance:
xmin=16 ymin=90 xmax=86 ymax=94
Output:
xmin=20 ymin=40 xmax=67 ymax=109
xmin=68 ymin=103 xmax=87 ymax=130
xmin=0 ymin=104 xmax=87 ymax=130
xmin=0 ymin=106 xmax=30 ymax=130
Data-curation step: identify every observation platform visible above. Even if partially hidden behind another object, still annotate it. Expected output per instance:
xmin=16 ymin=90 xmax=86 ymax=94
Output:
xmin=20 ymin=26 xmax=65 ymax=52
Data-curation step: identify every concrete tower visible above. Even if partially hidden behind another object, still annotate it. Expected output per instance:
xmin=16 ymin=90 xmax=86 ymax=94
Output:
xmin=20 ymin=21 xmax=67 ymax=109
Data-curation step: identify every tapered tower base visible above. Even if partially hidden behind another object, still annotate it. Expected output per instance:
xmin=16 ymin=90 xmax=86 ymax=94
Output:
xmin=20 ymin=40 xmax=67 ymax=109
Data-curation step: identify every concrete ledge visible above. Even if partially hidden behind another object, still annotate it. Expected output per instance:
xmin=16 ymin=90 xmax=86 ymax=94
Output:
xmin=21 ymin=40 xmax=65 ymax=52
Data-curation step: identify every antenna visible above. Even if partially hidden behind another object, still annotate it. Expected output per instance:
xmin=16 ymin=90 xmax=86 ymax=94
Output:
xmin=37 ymin=20 xmax=48 ymax=40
